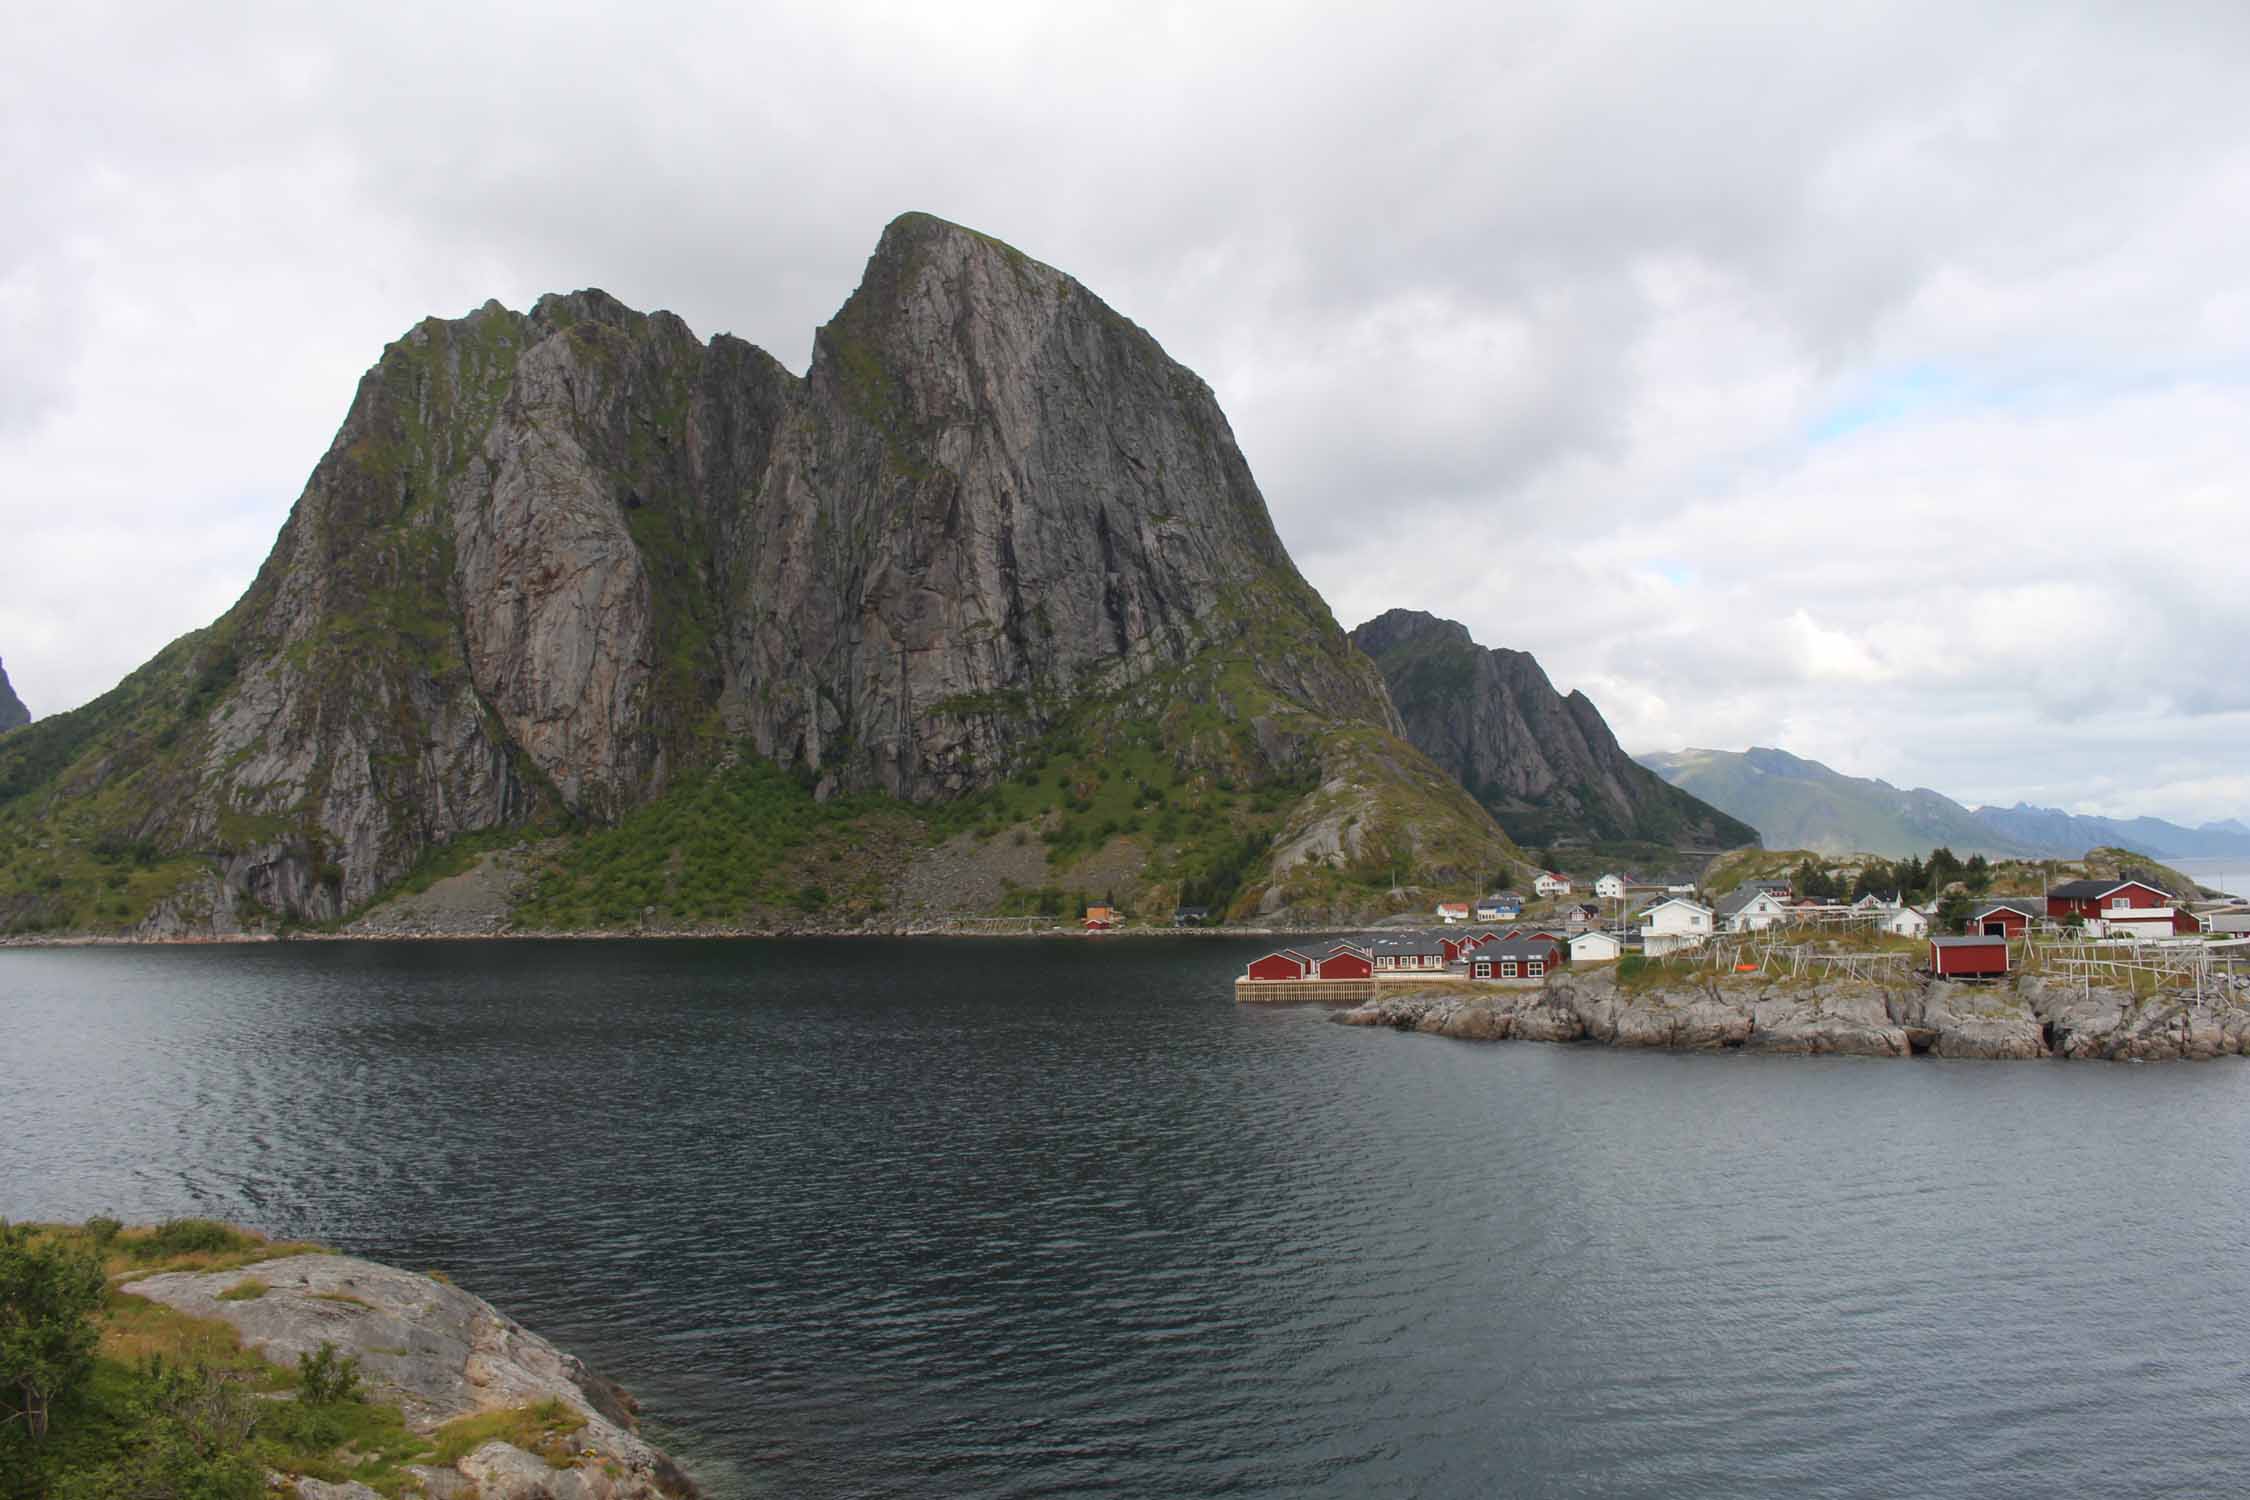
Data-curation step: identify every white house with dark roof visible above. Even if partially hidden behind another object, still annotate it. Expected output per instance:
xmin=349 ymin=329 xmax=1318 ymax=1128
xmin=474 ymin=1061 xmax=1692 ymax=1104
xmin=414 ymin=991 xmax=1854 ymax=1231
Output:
xmin=1718 ymin=888 xmax=1792 ymax=933
xmin=1639 ymin=896 xmax=1713 ymax=956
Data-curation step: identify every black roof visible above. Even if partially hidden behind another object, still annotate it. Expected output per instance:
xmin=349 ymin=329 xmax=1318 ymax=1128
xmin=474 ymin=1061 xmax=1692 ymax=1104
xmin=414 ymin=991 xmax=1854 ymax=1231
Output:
xmin=1475 ymin=938 xmax=1561 ymax=960
xmin=1373 ymin=935 xmax=1449 ymax=957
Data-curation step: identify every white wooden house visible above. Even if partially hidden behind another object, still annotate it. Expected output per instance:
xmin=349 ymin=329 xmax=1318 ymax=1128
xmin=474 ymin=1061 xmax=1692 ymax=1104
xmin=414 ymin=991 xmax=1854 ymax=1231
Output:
xmin=1534 ymin=872 xmax=1573 ymax=897
xmin=1718 ymin=889 xmax=1792 ymax=933
xmin=1569 ymin=930 xmax=1624 ymax=963
xmin=1883 ymin=905 xmax=1930 ymax=939
xmin=1638 ymin=897 xmax=1713 ymax=956
xmin=1594 ymin=873 xmax=1629 ymax=900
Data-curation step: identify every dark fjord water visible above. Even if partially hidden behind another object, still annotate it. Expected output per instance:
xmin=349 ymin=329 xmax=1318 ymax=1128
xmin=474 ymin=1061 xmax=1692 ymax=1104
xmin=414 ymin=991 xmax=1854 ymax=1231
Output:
xmin=5 ymin=939 xmax=2249 ymax=1498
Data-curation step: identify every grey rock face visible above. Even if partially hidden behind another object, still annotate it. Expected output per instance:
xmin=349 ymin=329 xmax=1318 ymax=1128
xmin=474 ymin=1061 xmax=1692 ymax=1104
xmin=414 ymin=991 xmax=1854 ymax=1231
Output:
xmin=0 ymin=658 xmax=26 ymax=732
xmin=1332 ymin=970 xmax=2250 ymax=1061
xmin=22 ymin=214 xmax=1475 ymax=927
xmin=124 ymin=1253 xmax=693 ymax=1500
xmin=1350 ymin=610 xmax=1757 ymax=850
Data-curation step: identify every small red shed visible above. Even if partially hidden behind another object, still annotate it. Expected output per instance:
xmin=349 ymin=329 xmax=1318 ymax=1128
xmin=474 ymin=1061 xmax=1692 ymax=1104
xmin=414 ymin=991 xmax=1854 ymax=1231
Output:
xmin=1316 ymin=950 xmax=1373 ymax=980
xmin=1245 ymin=950 xmax=1310 ymax=982
xmin=1969 ymin=901 xmax=2037 ymax=939
xmin=1930 ymin=935 xmax=2009 ymax=978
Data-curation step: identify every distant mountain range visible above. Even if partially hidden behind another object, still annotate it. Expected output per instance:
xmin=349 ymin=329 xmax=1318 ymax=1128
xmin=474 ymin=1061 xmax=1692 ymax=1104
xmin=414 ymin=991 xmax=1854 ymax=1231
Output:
xmin=1637 ymin=747 xmax=2250 ymax=860
xmin=1967 ymin=803 xmax=2250 ymax=860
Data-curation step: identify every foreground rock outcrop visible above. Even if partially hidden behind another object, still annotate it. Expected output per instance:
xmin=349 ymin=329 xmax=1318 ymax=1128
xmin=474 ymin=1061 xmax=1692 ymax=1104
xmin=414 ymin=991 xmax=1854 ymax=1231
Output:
xmin=1336 ymin=970 xmax=2250 ymax=1061
xmin=123 ymin=1254 xmax=695 ymax=1500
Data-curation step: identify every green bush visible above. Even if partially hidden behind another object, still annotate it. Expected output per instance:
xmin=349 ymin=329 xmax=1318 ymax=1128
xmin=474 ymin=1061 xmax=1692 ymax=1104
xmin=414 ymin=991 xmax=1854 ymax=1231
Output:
xmin=0 ymin=1221 xmax=107 ymax=1442
xmin=51 ymin=1358 xmax=264 ymax=1500
xmin=295 ymin=1342 xmax=361 ymax=1407
xmin=132 ymin=1221 xmax=247 ymax=1260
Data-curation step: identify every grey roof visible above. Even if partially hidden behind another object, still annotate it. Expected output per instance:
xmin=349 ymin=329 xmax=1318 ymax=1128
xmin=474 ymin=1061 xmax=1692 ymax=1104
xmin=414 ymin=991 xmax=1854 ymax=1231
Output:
xmin=1475 ymin=938 xmax=1562 ymax=960
xmin=1372 ymin=935 xmax=1449 ymax=957
xmin=1931 ymin=935 xmax=2008 ymax=947
xmin=2048 ymin=879 xmax=2123 ymax=900
xmin=1972 ymin=899 xmax=2040 ymax=918
xmin=1716 ymin=888 xmax=1774 ymax=918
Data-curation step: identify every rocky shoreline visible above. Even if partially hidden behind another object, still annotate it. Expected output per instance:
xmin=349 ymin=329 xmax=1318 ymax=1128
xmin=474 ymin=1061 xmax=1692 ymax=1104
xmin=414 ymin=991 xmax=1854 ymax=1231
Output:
xmin=1335 ymin=970 xmax=2250 ymax=1062
xmin=123 ymin=1252 xmax=697 ymax=1500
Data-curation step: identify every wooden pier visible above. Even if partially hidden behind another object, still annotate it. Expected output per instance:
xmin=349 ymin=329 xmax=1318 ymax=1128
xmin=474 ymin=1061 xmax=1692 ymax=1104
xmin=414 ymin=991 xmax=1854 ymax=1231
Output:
xmin=1235 ymin=977 xmax=1376 ymax=1003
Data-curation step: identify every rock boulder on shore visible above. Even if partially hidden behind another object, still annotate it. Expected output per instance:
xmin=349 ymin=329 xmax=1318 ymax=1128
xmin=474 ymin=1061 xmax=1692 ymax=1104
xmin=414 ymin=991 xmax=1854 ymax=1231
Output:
xmin=122 ymin=1253 xmax=694 ymax=1500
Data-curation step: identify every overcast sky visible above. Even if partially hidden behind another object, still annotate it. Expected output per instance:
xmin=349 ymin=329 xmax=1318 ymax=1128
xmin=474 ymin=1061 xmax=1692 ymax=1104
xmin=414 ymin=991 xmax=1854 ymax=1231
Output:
xmin=6 ymin=1 xmax=2248 ymax=823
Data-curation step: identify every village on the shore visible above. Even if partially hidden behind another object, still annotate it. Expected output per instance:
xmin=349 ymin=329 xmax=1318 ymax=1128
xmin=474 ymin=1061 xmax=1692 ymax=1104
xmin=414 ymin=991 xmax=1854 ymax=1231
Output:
xmin=1235 ymin=864 xmax=2250 ymax=998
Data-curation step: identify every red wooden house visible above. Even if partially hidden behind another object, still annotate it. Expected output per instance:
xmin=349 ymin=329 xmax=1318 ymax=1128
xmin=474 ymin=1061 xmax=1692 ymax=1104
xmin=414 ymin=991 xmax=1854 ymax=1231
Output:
xmin=2046 ymin=878 xmax=2171 ymax=921
xmin=1471 ymin=938 xmax=1562 ymax=979
xmin=1315 ymin=949 xmax=1373 ymax=980
xmin=1244 ymin=950 xmax=1312 ymax=982
xmin=1930 ymin=935 xmax=2009 ymax=978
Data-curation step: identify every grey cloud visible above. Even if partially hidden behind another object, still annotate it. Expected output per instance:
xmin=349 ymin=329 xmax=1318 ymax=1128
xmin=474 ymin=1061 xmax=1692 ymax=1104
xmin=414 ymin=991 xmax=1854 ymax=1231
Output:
xmin=6 ymin=1 xmax=2250 ymax=819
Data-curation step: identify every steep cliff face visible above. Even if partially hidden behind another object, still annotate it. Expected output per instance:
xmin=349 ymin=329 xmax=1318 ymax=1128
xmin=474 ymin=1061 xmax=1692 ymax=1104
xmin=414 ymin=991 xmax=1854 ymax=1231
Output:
xmin=1350 ymin=609 xmax=1757 ymax=851
xmin=0 ymin=216 xmax=1510 ymax=931
xmin=0 ymin=658 xmax=25 ymax=732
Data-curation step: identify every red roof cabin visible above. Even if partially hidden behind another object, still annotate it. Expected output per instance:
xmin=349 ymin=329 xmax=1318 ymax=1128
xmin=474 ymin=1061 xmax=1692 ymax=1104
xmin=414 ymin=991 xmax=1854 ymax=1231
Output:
xmin=1315 ymin=949 xmax=1373 ymax=980
xmin=2046 ymin=878 xmax=2170 ymax=921
xmin=1968 ymin=900 xmax=2038 ymax=939
xmin=1930 ymin=935 xmax=2009 ymax=978
xmin=1245 ymin=950 xmax=1312 ymax=982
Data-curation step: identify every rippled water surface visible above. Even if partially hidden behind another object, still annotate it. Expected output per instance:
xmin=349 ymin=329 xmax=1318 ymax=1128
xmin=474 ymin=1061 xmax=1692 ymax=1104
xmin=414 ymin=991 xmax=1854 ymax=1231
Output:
xmin=6 ymin=939 xmax=2250 ymax=1497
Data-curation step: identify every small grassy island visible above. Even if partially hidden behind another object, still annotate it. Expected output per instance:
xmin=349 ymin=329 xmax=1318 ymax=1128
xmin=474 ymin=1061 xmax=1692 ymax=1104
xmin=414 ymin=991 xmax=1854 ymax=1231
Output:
xmin=0 ymin=1220 xmax=693 ymax=1500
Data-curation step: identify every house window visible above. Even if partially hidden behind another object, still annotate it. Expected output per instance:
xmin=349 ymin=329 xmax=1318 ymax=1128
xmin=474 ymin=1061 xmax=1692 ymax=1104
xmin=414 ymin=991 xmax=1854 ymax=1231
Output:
xmin=1527 ymin=961 xmax=1544 ymax=977
xmin=2111 ymin=896 xmax=2128 ymax=910
xmin=1501 ymin=961 xmax=1518 ymax=978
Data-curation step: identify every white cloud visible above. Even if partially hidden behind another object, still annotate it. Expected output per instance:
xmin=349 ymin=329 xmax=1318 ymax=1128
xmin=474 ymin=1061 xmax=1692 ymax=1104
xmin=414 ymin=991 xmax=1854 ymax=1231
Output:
xmin=4 ymin=1 xmax=2249 ymax=821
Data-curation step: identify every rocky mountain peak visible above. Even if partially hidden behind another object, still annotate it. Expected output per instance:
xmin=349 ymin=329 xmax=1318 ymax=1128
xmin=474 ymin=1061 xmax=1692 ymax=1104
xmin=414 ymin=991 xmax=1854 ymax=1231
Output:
xmin=1349 ymin=608 xmax=1475 ymax=655
xmin=1351 ymin=610 xmax=1758 ymax=852
xmin=1 ymin=215 xmax=1499 ymax=932
xmin=0 ymin=658 xmax=26 ymax=732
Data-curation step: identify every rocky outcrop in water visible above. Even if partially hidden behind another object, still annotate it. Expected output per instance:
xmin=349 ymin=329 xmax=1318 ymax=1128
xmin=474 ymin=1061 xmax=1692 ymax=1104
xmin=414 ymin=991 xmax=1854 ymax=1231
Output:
xmin=0 ymin=658 xmax=26 ymax=732
xmin=1350 ymin=610 xmax=1756 ymax=851
xmin=122 ymin=1253 xmax=694 ymax=1500
xmin=0 ymin=214 xmax=1514 ymax=932
xmin=1336 ymin=971 xmax=2250 ymax=1061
